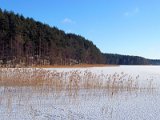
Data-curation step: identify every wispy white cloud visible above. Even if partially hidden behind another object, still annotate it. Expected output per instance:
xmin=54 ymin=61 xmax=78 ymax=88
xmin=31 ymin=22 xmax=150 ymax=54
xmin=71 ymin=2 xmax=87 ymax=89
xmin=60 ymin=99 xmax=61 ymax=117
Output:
xmin=124 ymin=12 xmax=129 ymax=16
xmin=66 ymin=29 xmax=72 ymax=33
xmin=134 ymin=8 xmax=139 ymax=13
xmin=62 ymin=18 xmax=76 ymax=24
xmin=124 ymin=8 xmax=140 ymax=16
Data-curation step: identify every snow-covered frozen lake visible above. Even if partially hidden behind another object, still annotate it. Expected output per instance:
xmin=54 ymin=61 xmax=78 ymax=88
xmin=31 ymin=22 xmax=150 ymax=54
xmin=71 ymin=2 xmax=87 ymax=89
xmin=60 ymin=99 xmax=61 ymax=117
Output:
xmin=0 ymin=65 xmax=160 ymax=120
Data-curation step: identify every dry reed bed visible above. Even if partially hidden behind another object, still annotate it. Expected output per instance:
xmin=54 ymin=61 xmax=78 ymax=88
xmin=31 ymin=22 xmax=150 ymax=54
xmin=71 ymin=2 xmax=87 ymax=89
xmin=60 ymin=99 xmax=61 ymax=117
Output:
xmin=0 ymin=68 xmax=156 ymax=119
xmin=33 ymin=64 xmax=118 ymax=68
xmin=0 ymin=68 xmax=154 ymax=92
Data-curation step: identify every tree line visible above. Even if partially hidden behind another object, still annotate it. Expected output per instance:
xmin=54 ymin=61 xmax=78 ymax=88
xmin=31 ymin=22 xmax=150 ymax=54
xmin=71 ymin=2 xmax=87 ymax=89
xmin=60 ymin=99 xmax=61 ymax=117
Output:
xmin=103 ymin=53 xmax=160 ymax=65
xmin=0 ymin=8 xmax=159 ymax=67
xmin=103 ymin=53 xmax=149 ymax=65
xmin=0 ymin=8 xmax=104 ymax=66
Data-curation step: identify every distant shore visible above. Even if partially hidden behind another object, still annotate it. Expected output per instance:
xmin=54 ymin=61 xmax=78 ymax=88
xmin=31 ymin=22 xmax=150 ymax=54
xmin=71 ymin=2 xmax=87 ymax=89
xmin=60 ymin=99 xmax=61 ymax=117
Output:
xmin=32 ymin=64 xmax=119 ymax=68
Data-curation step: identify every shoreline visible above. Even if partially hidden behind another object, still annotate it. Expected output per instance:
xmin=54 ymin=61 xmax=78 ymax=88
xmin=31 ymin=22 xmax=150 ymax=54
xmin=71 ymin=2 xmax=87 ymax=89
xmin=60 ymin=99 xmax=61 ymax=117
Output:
xmin=32 ymin=64 xmax=119 ymax=68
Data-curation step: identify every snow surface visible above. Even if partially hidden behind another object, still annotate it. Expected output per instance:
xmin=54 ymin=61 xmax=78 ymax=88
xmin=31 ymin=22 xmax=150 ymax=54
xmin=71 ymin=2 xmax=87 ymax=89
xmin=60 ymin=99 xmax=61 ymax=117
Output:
xmin=0 ymin=65 xmax=160 ymax=120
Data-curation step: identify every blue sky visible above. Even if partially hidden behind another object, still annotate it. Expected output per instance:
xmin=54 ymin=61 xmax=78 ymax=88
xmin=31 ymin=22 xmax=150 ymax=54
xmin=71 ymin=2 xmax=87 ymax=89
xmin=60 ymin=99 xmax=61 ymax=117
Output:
xmin=0 ymin=0 xmax=160 ymax=59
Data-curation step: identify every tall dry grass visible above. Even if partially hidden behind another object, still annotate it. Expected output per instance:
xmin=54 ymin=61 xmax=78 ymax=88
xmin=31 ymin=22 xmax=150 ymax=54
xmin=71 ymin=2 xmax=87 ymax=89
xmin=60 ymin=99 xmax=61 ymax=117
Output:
xmin=0 ymin=68 xmax=155 ymax=91
xmin=0 ymin=67 xmax=157 ymax=119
